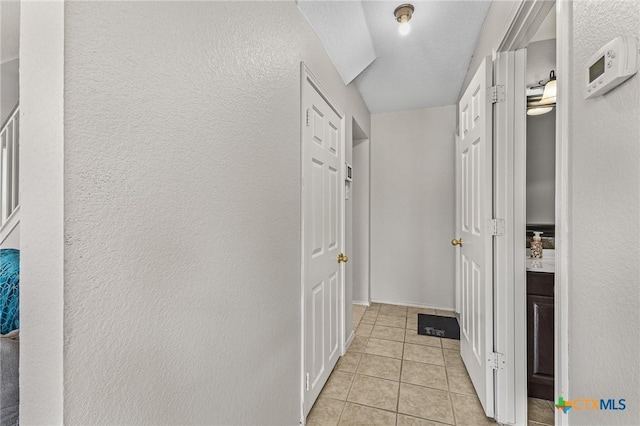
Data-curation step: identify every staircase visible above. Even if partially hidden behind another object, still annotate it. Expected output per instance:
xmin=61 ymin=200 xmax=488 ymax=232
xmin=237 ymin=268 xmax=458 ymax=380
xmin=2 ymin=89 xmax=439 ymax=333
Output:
xmin=0 ymin=104 xmax=19 ymax=244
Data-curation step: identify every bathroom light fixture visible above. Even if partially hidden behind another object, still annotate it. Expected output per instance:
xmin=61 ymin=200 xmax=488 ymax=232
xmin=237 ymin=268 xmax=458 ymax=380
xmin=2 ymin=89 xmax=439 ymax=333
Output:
xmin=540 ymin=70 xmax=557 ymax=105
xmin=527 ymin=106 xmax=554 ymax=116
xmin=394 ymin=4 xmax=414 ymax=36
xmin=526 ymin=73 xmax=556 ymax=115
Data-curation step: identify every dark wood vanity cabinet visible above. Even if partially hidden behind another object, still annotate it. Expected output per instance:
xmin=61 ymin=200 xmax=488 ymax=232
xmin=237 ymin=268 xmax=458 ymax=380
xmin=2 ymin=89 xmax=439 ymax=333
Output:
xmin=527 ymin=271 xmax=554 ymax=401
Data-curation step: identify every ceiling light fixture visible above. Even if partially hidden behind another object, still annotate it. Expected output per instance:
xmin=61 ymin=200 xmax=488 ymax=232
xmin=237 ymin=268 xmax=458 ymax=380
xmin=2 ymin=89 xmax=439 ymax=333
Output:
xmin=394 ymin=4 xmax=414 ymax=36
xmin=526 ymin=71 xmax=557 ymax=115
xmin=527 ymin=106 xmax=554 ymax=116
xmin=540 ymin=70 xmax=557 ymax=105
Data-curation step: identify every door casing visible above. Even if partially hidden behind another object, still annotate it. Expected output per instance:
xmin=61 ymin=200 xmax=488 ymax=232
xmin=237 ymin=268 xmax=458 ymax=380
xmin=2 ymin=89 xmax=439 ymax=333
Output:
xmin=490 ymin=1 xmax=568 ymax=425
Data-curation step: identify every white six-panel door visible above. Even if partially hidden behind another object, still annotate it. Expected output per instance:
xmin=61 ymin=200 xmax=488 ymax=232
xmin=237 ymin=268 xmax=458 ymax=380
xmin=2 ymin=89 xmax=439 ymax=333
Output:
xmin=302 ymin=73 xmax=344 ymax=416
xmin=457 ymin=56 xmax=495 ymax=417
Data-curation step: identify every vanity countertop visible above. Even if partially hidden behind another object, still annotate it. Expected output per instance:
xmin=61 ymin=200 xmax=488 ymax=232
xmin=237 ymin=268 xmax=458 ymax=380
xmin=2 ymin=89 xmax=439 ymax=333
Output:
xmin=526 ymin=249 xmax=555 ymax=274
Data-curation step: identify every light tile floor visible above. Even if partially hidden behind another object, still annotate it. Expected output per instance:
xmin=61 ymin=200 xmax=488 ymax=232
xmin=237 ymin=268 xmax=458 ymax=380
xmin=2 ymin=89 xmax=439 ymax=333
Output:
xmin=307 ymin=303 xmax=556 ymax=426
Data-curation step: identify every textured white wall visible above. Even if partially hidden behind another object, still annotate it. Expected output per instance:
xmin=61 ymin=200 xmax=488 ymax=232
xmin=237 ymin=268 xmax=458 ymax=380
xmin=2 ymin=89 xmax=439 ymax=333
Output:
xmin=526 ymin=112 xmax=556 ymax=225
xmin=527 ymin=39 xmax=556 ymax=88
xmin=352 ymin=138 xmax=370 ymax=304
xmin=526 ymin=38 xmax=557 ymax=225
xmin=568 ymin=1 xmax=639 ymax=424
xmin=0 ymin=0 xmax=19 ymax=63
xmin=58 ymin=2 xmax=369 ymax=424
xmin=20 ymin=1 xmax=65 ymax=424
xmin=370 ymin=105 xmax=456 ymax=309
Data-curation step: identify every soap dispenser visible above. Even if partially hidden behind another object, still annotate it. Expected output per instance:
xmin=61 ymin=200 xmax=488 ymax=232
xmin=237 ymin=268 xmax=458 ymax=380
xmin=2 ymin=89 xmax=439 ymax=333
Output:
xmin=531 ymin=231 xmax=543 ymax=259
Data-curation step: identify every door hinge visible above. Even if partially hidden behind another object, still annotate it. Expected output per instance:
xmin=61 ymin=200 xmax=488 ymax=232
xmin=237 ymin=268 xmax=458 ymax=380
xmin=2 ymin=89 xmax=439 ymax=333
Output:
xmin=488 ymin=352 xmax=506 ymax=370
xmin=305 ymin=372 xmax=310 ymax=391
xmin=487 ymin=218 xmax=505 ymax=236
xmin=306 ymin=109 xmax=311 ymax=126
xmin=489 ymin=85 xmax=505 ymax=104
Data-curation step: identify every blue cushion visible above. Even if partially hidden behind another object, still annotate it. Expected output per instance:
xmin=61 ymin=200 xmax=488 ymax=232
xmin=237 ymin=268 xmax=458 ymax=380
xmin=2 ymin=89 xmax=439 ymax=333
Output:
xmin=0 ymin=249 xmax=19 ymax=335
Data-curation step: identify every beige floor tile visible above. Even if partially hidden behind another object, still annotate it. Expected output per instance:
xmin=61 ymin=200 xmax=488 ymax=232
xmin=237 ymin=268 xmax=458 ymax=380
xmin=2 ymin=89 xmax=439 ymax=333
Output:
xmin=371 ymin=324 xmax=406 ymax=342
xmin=435 ymin=310 xmax=456 ymax=318
xmin=398 ymin=383 xmax=454 ymax=424
xmin=407 ymin=307 xmax=437 ymax=316
xmin=379 ymin=304 xmax=408 ymax=318
xmin=337 ymin=352 xmax=363 ymax=373
xmin=368 ymin=303 xmax=382 ymax=311
xmin=321 ymin=371 xmax=355 ymax=401
xmin=529 ymin=422 xmax=553 ymax=426
xmin=528 ymin=397 xmax=555 ymax=425
xmin=361 ymin=311 xmax=378 ymax=325
xmin=365 ymin=338 xmax=404 ymax=359
xmin=446 ymin=366 xmax=475 ymax=395
xmin=404 ymin=328 xmax=442 ymax=348
xmin=376 ymin=314 xmax=407 ymax=329
xmin=348 ymin=336 xmax=369 ymax=354
xmin=339 ymin=402 xmax=397 ymax=425
xmin=307 ymin=397 xmax=345 ymax=426
xmin=357 ymin=353 xmax=402 ymax=381
xmin=347 ymin=374 xmax=399 ymax=412
xmin=442 ymin=349 xmax=464 ymax=368
xmin=441 ymin=339 xmax=460 ymax=350
xmin=353 ymin=304 xmax=367 ymax=315
xmin=450 ymin=393 xmax=495 ymax=425
xmin=406 ymin=318 xmax=418 ymax=330
xmin=397 ymin=414 xmax=448 ymax=426
xmin=400 ymin=360 xmax=448 ymax=391
xmin=356 ymin=322 xmax=374 ymax=337
xmin=403 ymin=343 xmax=445 ymax=366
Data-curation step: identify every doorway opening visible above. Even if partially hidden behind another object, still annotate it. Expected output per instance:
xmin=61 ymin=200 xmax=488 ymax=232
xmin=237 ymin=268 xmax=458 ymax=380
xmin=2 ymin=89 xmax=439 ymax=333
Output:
xmin=492 ymin=1 xmax=568 ymax=425
xmin=523 ymin=5 xmax=557 ymax=424
xmin=351 ymin=118 xmax=370 ymax=308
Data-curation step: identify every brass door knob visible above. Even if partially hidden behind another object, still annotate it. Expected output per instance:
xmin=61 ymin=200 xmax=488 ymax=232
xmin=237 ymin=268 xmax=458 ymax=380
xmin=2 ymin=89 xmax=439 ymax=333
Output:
xmin=337 ymin=253 xmax=349 ymax=263
xmin=451 ymin=238 xmax=463 ymax=247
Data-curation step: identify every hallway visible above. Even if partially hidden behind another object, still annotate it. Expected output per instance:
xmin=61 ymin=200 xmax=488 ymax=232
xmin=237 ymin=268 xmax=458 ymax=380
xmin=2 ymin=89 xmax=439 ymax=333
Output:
xmin=307 ymin=303 xmax=494 ymax=425
xmin=307 ymin=303 xmax=556 ymax=425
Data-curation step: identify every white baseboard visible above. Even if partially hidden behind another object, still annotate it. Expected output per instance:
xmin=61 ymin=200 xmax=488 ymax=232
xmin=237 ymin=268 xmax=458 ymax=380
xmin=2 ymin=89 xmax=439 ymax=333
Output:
xmin=352 ymin=300 xmax=370 ymax=307
xmin=344 ymin=330 xmax=355 ymax=354
xmin=370 ymin=298 xmax=455 ymax=312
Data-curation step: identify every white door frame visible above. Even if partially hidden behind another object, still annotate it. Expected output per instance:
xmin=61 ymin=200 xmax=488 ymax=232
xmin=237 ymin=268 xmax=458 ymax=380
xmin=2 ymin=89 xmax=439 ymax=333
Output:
xmin=553 ymin=3 xmax=571 ymax=424
xmin=454 ymin=133 xmax=460 ymax=315
xmin=491 ymin=1 xmax=568 ymax=425
xmin=300 ymin=63 xmax=347 ymax=424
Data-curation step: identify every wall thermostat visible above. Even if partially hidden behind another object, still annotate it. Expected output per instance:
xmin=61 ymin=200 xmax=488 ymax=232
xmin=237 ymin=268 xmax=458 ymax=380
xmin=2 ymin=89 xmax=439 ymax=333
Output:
xmin=585 ymin=36 xmax=638 ymax=99
xmin=345 ymin=162 xmax=353 ymax=182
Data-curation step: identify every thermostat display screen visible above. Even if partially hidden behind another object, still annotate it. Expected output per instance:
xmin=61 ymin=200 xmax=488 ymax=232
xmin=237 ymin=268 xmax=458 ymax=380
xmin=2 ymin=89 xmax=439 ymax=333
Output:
xmin=589 ymin=56 xmax=605 ymax=83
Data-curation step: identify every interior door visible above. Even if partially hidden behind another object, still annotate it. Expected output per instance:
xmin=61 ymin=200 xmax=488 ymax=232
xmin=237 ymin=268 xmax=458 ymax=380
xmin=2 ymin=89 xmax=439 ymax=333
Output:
xmin=302 ymin=76 xmax=343 ymax=416
xmin=456 ymin=56 xmax=495 ymax=417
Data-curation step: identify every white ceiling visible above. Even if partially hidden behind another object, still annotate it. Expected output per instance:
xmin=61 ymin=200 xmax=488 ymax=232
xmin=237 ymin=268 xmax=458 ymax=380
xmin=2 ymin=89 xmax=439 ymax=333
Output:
xmin=299 ymin=1 xmax=491 ymax=114
xmin=298 ymin=0 xmax=377 ymax=84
